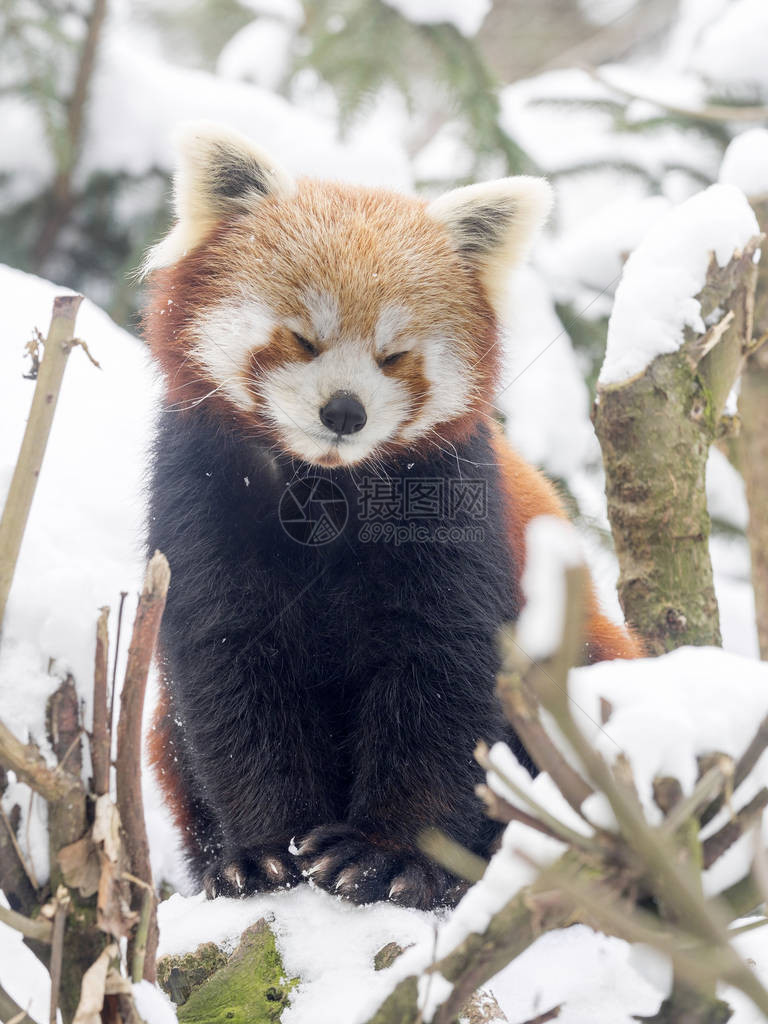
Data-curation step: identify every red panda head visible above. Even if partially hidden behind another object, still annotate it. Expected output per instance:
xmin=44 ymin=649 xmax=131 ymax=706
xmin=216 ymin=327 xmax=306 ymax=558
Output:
xmin=144 ymin=122 xmax=551 ymax=467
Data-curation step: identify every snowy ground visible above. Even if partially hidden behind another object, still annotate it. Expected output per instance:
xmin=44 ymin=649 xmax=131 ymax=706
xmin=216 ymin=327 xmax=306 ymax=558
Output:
xmin=2 ymin=0 xmax=768 ymax=1019
xmin=0 ymin=233 xmax=765 ymax=1022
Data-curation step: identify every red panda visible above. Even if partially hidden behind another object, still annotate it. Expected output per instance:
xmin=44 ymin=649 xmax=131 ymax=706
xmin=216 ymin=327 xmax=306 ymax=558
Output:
xmin=144 ymin=122 xmax=641 ymax=910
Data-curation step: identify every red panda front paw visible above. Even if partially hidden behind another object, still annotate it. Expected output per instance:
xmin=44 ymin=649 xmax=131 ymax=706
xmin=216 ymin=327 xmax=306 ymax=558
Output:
xmin=296 ymin=823 xmax=467 ymax=910
xmin=203 ymin=844 xmax=300 ymax=899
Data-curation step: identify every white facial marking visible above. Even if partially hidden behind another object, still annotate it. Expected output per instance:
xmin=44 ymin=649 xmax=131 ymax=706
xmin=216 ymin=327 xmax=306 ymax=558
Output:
xmin=400 ymin=336 xmax=472 ymax=439
xmin=303 ymin=290 xmax=340 ymax=342
xmin=190 ymin=297 xmax=274 ymax=410
xmin=374 ymin=304 xmax=411 ymax=353
xmin=262 ymin=340 xmax=412 ymax=464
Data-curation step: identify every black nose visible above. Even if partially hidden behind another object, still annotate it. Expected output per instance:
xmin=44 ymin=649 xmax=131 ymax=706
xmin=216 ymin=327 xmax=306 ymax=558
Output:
xmin=319 ymin=393 xmax=367 ymax=436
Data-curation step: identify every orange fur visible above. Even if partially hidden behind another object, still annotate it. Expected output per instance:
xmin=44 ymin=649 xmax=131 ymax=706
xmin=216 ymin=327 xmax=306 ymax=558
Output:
xmin=144 ymin=181 xmax=499 ymax=460
xmin=144 ymin=152 xmax=642 ymax=664
xmin=488 ymin=424 xmax=643 ymax=662
xmin=146 ymin=673 xmax=198 ymax=842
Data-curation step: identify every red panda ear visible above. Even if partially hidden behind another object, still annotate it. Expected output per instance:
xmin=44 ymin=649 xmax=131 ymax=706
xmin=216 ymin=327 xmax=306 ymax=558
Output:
xmin=142 ymin=121 xmax=295 ymax=275
xmin=427 ymin=176 xmax=553 ymax=312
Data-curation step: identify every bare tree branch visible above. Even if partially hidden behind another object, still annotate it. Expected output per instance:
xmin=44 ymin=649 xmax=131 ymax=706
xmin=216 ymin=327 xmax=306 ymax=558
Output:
xmin=49 ymin=887 xmax=70 ymax=1024
xmin=32 ymin=0 xmax=108 ymax=269
xmin=584 ymin=64 xmax=768 ymax=124
xmin=702 ymin=789 xmax=768 ymax=870
xmin=0 ymin=719 xmax=82 ymax=805
xmin=116 ymin=550 xmax=170 ymax=985
xmin=92 ymin=607 xmax=110 ymax=797
xmin=0 ymin=983 xmax=36 ymax=1024
xmin=0 ymin=903 xmax=52 ymax=942
xmin=0 ymin=295 xmax=83 ymax=635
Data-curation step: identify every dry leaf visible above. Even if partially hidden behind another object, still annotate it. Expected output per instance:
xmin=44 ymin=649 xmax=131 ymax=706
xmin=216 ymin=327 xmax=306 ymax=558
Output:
xmin=58 ymin=835 xmax=101 ymax=898
xmin=104 ymin=968 xmax=132 ymax=996
xmin=73 ymin=944 xmax=117 ymax=1024
xmin=97 ymin=856 xmax=137 ymax=939
xmin=93 ymin=794 xmax=122 ymax=862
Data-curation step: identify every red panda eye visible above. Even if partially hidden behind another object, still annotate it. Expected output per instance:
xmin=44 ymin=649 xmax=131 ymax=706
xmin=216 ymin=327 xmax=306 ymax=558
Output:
xmin=381 ymin=351 xmax=407 ymax=367
xmin=293 ymin=333 xmax=319 ymax=357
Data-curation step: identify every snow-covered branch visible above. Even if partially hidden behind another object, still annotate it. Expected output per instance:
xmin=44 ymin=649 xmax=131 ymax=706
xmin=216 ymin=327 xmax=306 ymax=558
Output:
xmin=594 ymin=185 xmax=763 ymax=655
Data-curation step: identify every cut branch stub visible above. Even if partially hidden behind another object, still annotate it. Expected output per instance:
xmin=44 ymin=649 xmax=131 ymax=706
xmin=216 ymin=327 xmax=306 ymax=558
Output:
xmin=594 ymin=236 xmax=762 ymax=655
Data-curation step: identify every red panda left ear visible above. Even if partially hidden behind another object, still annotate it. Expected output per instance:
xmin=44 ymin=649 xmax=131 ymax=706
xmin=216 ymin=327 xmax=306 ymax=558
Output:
xmin=427 ymin=176 xmax=553 ymax=311
xmin=142 ymin=121 xmax=295 ymax=276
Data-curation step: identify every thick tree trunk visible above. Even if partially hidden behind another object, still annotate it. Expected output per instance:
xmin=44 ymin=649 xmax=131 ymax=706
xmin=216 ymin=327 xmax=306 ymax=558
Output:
xmin=594 ymin=238 xmax=762 ymax=655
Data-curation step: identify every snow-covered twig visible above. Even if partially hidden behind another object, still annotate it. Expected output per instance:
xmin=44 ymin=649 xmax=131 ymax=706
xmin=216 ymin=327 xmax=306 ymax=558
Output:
xmin=366 ymin=554 xmax=768 ymax=1024
xmin=701 ymin=788 xmax=768 ymax=870
xmin=660 ymin=763 xmax=731 ymax=835
xmin=365 ymin=856 xmax=578 ymax=1024
xmin=583 ymin=64 xmax=768 ymax=125
xmin=475 ymin=741 xmax=598 ymax=852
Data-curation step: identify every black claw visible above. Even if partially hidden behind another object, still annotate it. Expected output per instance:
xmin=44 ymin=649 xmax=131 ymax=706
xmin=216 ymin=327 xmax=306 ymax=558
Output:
xmin=297 ymin=823 xmax=458 ymax=909
xmin=203 ymin=845 xmax=301 ymax=899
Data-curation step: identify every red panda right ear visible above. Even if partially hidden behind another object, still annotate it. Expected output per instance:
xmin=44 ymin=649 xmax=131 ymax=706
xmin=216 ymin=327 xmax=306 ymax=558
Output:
xmin=427 ymin=176 xmax=552 ymax=315
xmin=141 ymin=121 xmax=295 ymax=276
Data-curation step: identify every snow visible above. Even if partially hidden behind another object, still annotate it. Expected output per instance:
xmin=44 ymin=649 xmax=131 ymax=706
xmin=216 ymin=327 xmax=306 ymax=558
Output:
xmin=579 ymin=0 xmax=640 ymax=27
xmin=238 ymin=0 xmax=304 ymax=23
xmin=497 ymin=268 xmax=596 ymax=483
xmin=689 ymin=0 xmax=768 ymax=97
xmin=0 ymin=893 xmax=51 ymax=1023
xmin=141 ymin=594 xmax=768 ymax=1023
xmin=3 ymin=0 xmax=768 ymax=1012
xmin=79 ymin=39 xmax=411 ymax=190
xmin=132 ymin=980 xmax=178 ymax=1024
xmin=0 ymin=97 xmax=55 ymax=205
xmin=708 ymin=448 xmax=749 ymax=532
xmin=540 ymin=194 xmax=672 ymax=300
xmin=491 ymin=926 xmax=666 ymax=1023
xmin=720 ymin=129 xmax=768 ymax=198
xmin=158 ymin=885 xmax=437 ymax=1024
xmin=0 ymin=264 xmax=187 ymax=896
xmin=216 ymin=19 xmax=294 ymax=91
xmin=515 ymin=517 xmax=587 ymax=660
xmin=500 ymin=69 xmax=723 ymax=201
xmin=380 ymin=0 xmax=491 ymax=36
xmin=565 ymin=646 xmax=768 ymax=837
xmin=417 ymin=972 xmax=454 ymax=1022
xmin=599 ymin=184 xmax=759 ymax=386
xmin=0 ymin=267 xmax=156 ymax=740
xmin=722 ymin=922 xmax=768 ymax=1022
